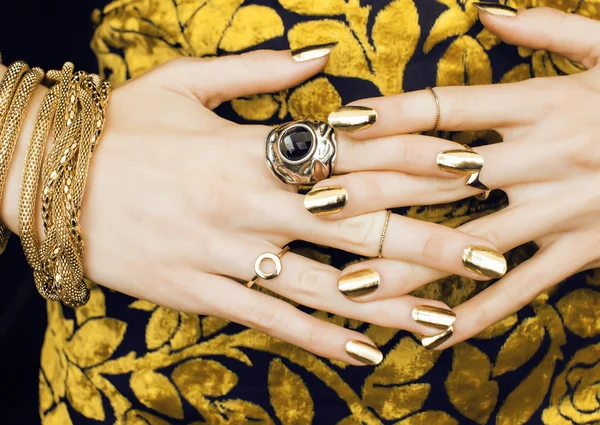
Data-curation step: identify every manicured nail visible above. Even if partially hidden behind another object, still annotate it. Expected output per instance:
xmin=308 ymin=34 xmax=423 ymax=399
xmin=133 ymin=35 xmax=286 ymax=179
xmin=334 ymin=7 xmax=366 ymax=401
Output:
xmin=291 ymin=42 xmax=338 ymax=62
xmin=412 ymin=305 xmax=456 ymax=330
xmin=462 ymin=246 xmax=507 ymax=279
xmin=328 ymin=106 xmax=378 ymax=132
xmin=436 ymin=149 xmax=484 ymax=175
xmin=345 ymin=340 xmax=383 ymax=365
xmin=304 ymin=186 xmax=348 ymax=216
xmin=338 ymin=269 xmax=380 ymax=298
xmin=421 ymin=326 xmax=454 ymax=350
xmin=473 ymin=2 xmax=518 ymax=17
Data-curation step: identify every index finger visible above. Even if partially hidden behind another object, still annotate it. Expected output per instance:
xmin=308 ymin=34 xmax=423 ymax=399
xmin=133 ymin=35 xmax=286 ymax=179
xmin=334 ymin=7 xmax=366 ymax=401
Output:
xmin=335 ymin=80 xmax=548 ymax=138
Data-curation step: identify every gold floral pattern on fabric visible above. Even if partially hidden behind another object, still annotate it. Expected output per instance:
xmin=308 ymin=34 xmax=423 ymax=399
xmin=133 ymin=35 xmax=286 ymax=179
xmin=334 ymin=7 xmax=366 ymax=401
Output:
xmin=38 ymin=1 xmax=600 ymax=424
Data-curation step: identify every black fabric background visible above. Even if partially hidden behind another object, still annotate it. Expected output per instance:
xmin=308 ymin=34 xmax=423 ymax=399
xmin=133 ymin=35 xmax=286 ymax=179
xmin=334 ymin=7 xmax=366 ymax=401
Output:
xmin=0 ymin=2 xmax=107 ymax=423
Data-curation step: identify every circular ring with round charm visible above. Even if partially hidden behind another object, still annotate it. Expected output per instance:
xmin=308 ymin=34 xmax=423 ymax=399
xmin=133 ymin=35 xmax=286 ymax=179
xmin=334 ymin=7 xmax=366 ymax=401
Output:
xmin=247 ymin=246 xmax=290 ymax=288
xmin=266 ymin=119 xmax=337 ymax=186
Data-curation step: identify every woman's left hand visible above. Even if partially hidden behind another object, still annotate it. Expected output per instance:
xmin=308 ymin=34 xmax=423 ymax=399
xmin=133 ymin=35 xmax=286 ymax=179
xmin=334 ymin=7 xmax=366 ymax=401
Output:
xmin=319 ymin=5 xmax=600 ymax=348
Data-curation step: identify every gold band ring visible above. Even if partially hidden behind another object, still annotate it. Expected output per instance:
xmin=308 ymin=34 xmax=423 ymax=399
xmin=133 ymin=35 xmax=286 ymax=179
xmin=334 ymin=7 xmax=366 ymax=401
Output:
xmin=378 ymin=210 xmax=392 ymax=258
xmin=463 ymin=145 xmax=491 ymax=200
xmin=247 ymin=246 xmax=290 ymax=288
xmin=426 ymin=86 xmax=440 ymax=133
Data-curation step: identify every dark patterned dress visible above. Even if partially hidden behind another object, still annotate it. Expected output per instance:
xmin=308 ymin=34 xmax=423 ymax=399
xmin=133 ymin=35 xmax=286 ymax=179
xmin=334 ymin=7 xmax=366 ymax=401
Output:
xmin=37 ymin=1 xmax=600 ymax=424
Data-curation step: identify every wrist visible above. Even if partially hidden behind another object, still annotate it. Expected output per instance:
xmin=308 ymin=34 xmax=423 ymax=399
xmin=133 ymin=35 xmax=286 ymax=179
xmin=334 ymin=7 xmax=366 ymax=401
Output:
xmin=0 ymin=64 xmax=49 ymax=235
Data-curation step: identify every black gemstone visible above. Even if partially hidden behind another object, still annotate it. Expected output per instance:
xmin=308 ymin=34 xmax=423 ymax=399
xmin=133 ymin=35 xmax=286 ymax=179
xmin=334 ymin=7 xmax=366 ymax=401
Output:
xmin=280 ymin=126 xmax=313 ymax=161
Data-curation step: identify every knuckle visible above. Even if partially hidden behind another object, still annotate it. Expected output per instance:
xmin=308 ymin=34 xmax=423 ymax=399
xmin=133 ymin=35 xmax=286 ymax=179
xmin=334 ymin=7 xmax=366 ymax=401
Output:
xmin=296 ymin=268 xmax=327 ymax=298
xmin=420 ymin=233 xmax=445 ymax=263
xmin=305 ymin=323 xmax=326 ymax=354
xmin=245 ymin=304 xmax=280 ymax=334
xmin=337 ymin=215 xmax=380 ymax=255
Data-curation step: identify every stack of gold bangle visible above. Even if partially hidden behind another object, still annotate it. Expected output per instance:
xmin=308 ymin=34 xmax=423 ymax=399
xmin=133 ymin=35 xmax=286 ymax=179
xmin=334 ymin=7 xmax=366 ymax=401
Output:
xmin=0 ymin=58 xmax=111 ymax=308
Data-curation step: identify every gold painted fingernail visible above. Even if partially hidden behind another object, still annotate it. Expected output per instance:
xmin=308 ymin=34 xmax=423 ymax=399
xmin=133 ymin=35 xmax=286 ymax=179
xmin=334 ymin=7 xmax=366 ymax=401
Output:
xmin=436 ymin=149 xmax=484 ymax=175
xmin=421 ymin=326 xmax=454 ymax=350
xmin=462 ymin=246 xmax=507 ymax=279
xmin=291 ymin=42 xmax=338 ymax=62
xmin=338 ymin=269 xmax=380 ymax=298
xmin=412 ymin=305 xmax=456 ymax=330
xmin=328 ymin=106 xmax=378 ymax=132
xmin=304 ymin=186 xmax=348 ymax=216
xmin=345 ymin=340 xmax=383 ymax=365
xmin=473 ymin=2 xmax=518 ymax=17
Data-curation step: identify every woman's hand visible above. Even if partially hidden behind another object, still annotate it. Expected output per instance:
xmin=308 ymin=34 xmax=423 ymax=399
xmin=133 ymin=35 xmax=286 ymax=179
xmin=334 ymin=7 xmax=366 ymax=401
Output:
xmin=325 ymin=6 xmax=600 ymax=348
xmin=0 ymin=48 xmax=506 ymax=363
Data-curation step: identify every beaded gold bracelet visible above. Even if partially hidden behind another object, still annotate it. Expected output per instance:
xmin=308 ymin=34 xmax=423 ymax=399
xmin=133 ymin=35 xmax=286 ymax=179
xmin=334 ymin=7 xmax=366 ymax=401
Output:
xmin=0 ymin=59 xmax=111 ymax=308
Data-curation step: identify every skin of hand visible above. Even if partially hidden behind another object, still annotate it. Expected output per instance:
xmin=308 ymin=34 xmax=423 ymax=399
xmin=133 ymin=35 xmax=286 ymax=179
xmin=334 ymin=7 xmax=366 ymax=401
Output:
xmin=0 ymin=49 xmax=508 ymax=364
xmin=321 ymin=6 xmax=600 ymax=349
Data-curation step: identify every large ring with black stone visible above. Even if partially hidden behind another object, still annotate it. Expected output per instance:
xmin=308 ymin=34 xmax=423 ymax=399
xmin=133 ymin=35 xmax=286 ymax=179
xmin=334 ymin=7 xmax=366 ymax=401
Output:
xmin=266 ymin=119 xmax=337 ymax=186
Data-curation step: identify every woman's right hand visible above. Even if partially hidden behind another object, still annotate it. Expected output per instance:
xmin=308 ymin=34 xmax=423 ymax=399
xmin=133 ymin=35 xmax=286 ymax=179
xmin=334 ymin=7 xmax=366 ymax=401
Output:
xmin=1 ymin=49 xmax=505 ymax=364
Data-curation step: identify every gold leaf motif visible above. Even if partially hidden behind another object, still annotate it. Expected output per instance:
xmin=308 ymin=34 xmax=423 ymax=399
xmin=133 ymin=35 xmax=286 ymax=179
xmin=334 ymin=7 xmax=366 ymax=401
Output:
xmin=424 ymin=2 xmax=477 ymax=54
xmin=532 ymin=50 xmax=558 ymax=78
xmin=288 ymin=20 xmax=371 ymax=82
xmin=542 ymin=343 xmax=600 ymax=425
xmin=185 ymin=0 xmax=245 ymax=57
xmin=475 ymin=314 xmax=518 ymax=339
xmin=220 ymin=5 xmax=284 ymax=52
xmin=476 ymin=28 xmax=501 ymax=51
xmin=500 ymin=63 xmax=531 ymax=83
xmin=172 ymin=359 xmax=238 ymax=415
xmin=66 ymin=318 xmax=127 ymax=368
xmin=363 ymin=337 xmax=439 ymax=420
xmin=396 ymin=411 xmax=459 ymax=425
xmin=66 ymin=363 xmax=105 ymax=421
xmin=170 ymin=313 xmax=201 ymax=351
xmin=437 ymin=36 xmax=492 ymax=86
xmin=288 ymin=77 xmax=342 ymax=121
xmin=371 ymin=0 xmax=420 ymax=95
xmin=496 ymin=351 xmax=557 ymax=425
xmin=277 ymin=0 xmax=346 ymax=15
xmin=41 ymin=331 xmax=68 ymax=401
xmin=493 ymin=316 xmax=545 ymax=377
xmin=95 ymin=52 xmax=128 ymax=85
xmin=585 ymin=269 xmax=600 ymax=287
xmin=215 ymin=399 xmax=275 ymax=424
xmin=129 ymin=300 xmax=157 ymax=312
xmin=337 ymin=417 xmax=361 ymax=425
xmin=447 ymin=342 xmax=498 ymax=424
xmin=75 ymin=286 xmax=106 ymax=325
xmin=268 ymin=358 xmax=314 ymax=425
xmin=39 ymin=371 xmax=53 ymax=413
xmin=146 ymin=306 xmax=179 ymax=350
xmin=130 ymin=369 xmax=184 ymax=419
xmin=202 ymin=316 xmax=229 ymax=337
xmin=557 ymin=288 xmax=600 ymax=337
xmin=231 ymin=95 xmax=280 ymax=121
xmin=42 ymin=402 xmax=73 ymax=425
xmin=123 ymin=409 xmax=172 ymax=425
xmin=365 ymin=324 xmax=398 ymax=346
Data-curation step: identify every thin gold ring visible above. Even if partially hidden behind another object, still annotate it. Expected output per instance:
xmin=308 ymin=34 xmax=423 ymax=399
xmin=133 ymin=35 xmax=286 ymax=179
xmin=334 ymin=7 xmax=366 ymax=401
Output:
xmin=426 ymin=86 xmax=440 ymax=132
xmin=247 ymin=246 xmax=290 ymax=288
xmin=378 ymin=210 xmax=392 ymax=258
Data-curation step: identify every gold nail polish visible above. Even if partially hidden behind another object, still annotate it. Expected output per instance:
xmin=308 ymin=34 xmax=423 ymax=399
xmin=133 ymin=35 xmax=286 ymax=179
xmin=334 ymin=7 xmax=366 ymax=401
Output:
xmin=462 ymin=246 xmax=507 ymax=279
xmin=412 ymin=305 xmax=456 ymax=330
xmin=421 ymin=326 xmax=454 ymax=350
xmin=328 ymin=106 xmax=378 ymax=132
xmin=345 ymin=340 xmax=384 ymax=365
xmin=338 ymin=269 xmax=380 ymax=298
xmin=304 ymin=186 xmax=348 ymax=216
xmin=436 ymin=149 xmax=484 ymax=175
xmin=291 ymin=42 xmax=338 ymax=62
xmin=473 ymin=2 xmax=518 ymax=17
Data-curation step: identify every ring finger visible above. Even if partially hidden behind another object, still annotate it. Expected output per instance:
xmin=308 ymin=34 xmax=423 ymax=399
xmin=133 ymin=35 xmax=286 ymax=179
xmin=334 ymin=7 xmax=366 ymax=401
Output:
xmin=222 ymin=238 xmax=454 ymax=336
